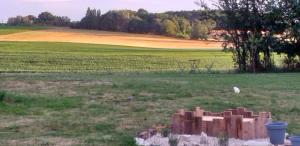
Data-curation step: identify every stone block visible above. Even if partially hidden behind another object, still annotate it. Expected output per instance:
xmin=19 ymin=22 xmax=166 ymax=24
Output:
xmin=212 ymin=118 xmax=226 ymax=137
xmin=242 ymin=119 xmax=255 ymax=140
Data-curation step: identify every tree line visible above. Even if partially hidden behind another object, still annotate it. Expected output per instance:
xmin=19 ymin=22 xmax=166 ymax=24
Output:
xmin=212 ymin=0 xmax=300 ymax=72
xmin=7 ymin=12 xmax=71 ymax=27
xmin=71 ymin=8 xmax=223 ymax=39
xmin=6 ymin=8 xmax=225 ymax=39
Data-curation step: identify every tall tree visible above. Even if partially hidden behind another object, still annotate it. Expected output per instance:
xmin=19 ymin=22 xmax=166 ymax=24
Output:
xmin=80 ymin=8 xmax=100 ymax=29
xmin=137 ymin=8 xmax=149 ymax=20
xmin=38 ymin=12 xmax=55 ymax=24
xmin=216 ymin=0 xmax=282 ymax=72
xmin=100 ymin=10 xmax=135 ymax=31
xmin=274 ymin=0 xmax=300 ymax=58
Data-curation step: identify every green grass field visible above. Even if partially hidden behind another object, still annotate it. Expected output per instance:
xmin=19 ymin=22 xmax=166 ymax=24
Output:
xmin=0 ymin=26 xmax=297 ymax=146
xmin=0 ymin=72 xmax=299 ymax=145
xmin=0 ymin=25 xmax=47 ymax=35
xmin=0 ymin=41 xmax=234 ymax=72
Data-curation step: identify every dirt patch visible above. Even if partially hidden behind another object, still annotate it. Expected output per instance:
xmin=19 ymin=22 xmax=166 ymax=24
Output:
xmin=0 ymin=28 xmax=223 ymax=49
xmin=0 ymin=117 xmax=35 ymax=128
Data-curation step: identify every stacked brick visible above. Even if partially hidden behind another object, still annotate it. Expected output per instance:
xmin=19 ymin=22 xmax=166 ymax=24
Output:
xmin=171 ymin=107 xmax=271 ymax=140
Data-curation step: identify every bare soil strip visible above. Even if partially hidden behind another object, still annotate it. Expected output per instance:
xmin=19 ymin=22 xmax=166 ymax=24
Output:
xmin=0 ymin=28 xmax=223 ymax=49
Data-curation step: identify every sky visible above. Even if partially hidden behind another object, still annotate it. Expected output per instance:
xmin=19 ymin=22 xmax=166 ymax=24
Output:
xmin=0 ymin=0 xmax=210 ymax=22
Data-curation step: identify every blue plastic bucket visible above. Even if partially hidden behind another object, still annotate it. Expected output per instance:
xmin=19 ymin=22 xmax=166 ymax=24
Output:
xmin=265 ymin=122 xmax=288 ymax=145
xmin=291 ymin=136 xmax=300 ymax=146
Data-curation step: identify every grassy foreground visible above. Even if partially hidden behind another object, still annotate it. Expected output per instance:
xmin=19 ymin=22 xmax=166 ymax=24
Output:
xmin=0 ymin=26 xmax=47 ymax=35
xmin=0 ymin=72 xmax=299 ymax=145
xmin=0 ymin=41 xmax=234 ymax=72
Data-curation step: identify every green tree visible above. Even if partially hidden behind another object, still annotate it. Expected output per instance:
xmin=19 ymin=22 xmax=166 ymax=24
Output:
xmin=128 ymin=18 xmax=148 ymax=33
xmin=73 ymin=7 xmax=227 ymax=39
xmin=51 ymin=16 xmax=70 ymax=26
xmin=36 ymin=11 xmax=70 ymax=26
xmin=38 ymin=12 xmax=55 ymax=24
xmin=80 ymin=8 xmax=101 ymax=29
xmin=274 ymin=0 xmax=300 ymax=57
xmin=192 ymin=19 xmax=216 ymax=39
xmin=177 ymin=17 xmax=192 ymax=39
xmin=215 ymin=0 xmax=282 ymax=72
xmin=162 ymin=19 xmax=178 ymax=36
xmin=137 ymin=8 xmax=149 ymax=19
xmin=100 ymin=10 xmax=135 ymax=32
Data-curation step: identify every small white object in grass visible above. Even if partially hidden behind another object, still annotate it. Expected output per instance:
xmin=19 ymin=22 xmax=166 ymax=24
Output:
xmin=233 ymin=87 xmax=240 ymax=94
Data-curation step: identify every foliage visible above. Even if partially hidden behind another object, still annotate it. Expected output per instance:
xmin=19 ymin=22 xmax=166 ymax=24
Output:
xmin=272 ymin=0 xmax=300 ymax=58
xmin=283 ymin=56 xmax=300 ymax=71
xmin=162 ymin=19 xmax=178 ymax=36
xmin=137 ymin=8 xmax=149 ymax=19
xmin=100 ymin=10 xmax=136 ymax=32
xmin=5 ymin=7 xmax=221 ymax=39
xmin=176 ymin=17 xmax=192 ymax=39
xmin=192 ymin=19 xmax=216 ymax=39
xmin=165 ymin=10 xmax=226 ymax=29
xmin=128 ymin=18 xmax=148 ymax=33
xmin=7 ymin=12 xmax=70 ymax=27
xmin=79 ymin=8 xmax=101 ymax=29
xmin=37 ymin=12 xmax=55 ymax=24
xmin=71 ymin=8 xmax=219 ymax=39
xmin=212 ymin=0 xmax=300 ymax=72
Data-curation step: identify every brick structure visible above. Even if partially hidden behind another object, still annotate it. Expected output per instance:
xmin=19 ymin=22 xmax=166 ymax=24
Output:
xmin=171 ymin=107 xmax=271 ymax=140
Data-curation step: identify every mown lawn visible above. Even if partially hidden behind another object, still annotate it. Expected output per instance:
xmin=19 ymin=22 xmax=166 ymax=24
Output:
xmin=0 ymin=25 xmax=47 ymax=35
xmin=0 ymin=41 xmax=234 ymax=72
xmin=0 ymin=72 xmax=299 ymax=145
